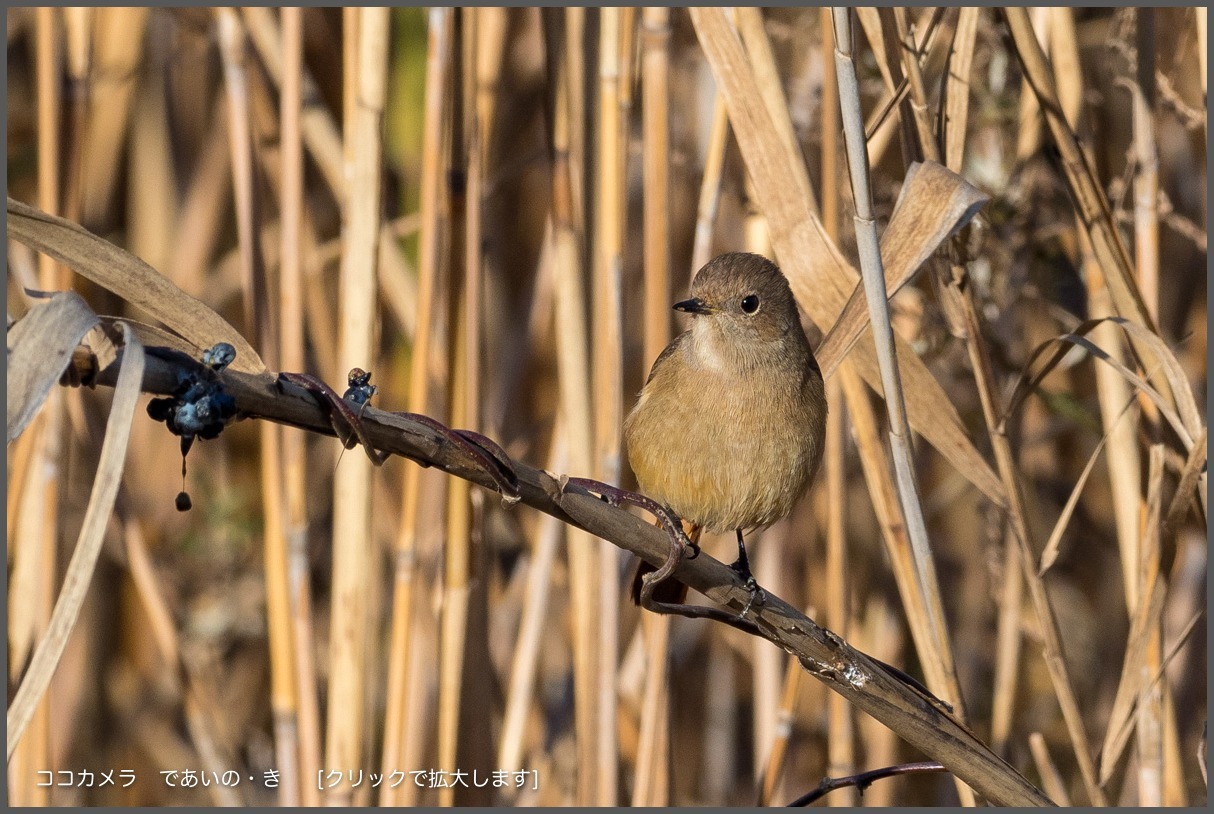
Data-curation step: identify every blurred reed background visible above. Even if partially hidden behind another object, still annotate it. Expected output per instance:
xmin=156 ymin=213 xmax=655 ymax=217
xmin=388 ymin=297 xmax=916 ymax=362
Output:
xmin=5 ymin=6 xmax=1207 ymax=806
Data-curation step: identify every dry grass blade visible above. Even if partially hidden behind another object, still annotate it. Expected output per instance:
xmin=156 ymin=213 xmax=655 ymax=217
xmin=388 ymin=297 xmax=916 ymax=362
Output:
xmin=1002 ymin=320 xmax=1194 ymax=452
xmin=1003 ymin=8 xmax=1194 ymax=432
xmin=1038 ymin=396 xmax=1139 ymax=575
xmin=7 ymin=323 xmax=145 ymax=759
xmin=7 ymin=197 xmax=265 ymax=374
xmin=689 ymin=7 xmax=1005 ymax=509
xmin=814 ymin=161 xmax=989 ymax=377
xmin=6 ymin=291 xmax=98 ymax=443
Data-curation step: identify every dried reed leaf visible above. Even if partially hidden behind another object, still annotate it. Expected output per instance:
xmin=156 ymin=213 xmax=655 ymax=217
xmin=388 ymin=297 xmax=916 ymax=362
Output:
xmin=690 ymin=7 xmax=1005 ymax=507
xmin=98 ymin=316 xmax=201 ymax=359
xmin=815 ymin=161 xmax=989 ymax=375
xmin=6 ymin=323 xmax=145 ymax=760
xmin=6 ymin=290 xmax=98 ymax=443
xmin=941 ymin=8 xmax=980 ymax=171
xmin=1038 ymin=396 xmax=1138 ymax=575
xmin=7 ymin=197 xmax=266 ymax=375
xmin=1002 ymin=319 xmax=1194 ymax=453
xmin=1161 ymin=428 xmax=1207 ymax=540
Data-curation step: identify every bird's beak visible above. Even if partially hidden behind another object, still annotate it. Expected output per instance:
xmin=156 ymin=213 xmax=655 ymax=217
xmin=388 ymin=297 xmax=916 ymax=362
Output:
xmin=673 ymin=297 xmax=714 ymax=315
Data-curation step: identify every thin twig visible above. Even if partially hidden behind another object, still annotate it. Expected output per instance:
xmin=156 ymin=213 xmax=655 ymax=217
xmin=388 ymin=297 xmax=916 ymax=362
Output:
xmin=787 ymin=761 xmax=949 ymax=807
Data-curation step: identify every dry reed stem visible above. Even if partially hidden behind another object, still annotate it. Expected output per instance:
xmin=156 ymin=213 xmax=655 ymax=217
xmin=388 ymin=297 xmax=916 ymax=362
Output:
xmin=278 ymin=9 xmax=321 ymax=801
xmin=78 ymin=9 xmax=148 ymax=224
xmin=634 ymin=6 xmax=673 ymax=806
xmin=325 ymin=9 xmax=389 ymax=801
xmin=690 ymin=92 xmax=729 ymax=274
xmin=216 ymin=8 xmax=271 ymax=343
xmin=592 ymin=10 xmax=624 ymax=803
xmin=1028 ymin=732 xmax=1072 ymax=806
xmin=854 ymin=598 xmax=903 ymax=807
xmin=641 ymin=6 xmax=671 ymax=367
xmin=551 ymin=10 xmax=599 ymax=803
xmin=13 ymin=12 xmax=65 ymax=803
xmin=989 ymin=526 xmax=1024 ymax=758
xmin=216 ymin=8 xmax=301 ymax=803
xmin=758 ymin=652 xmax=806 ymax=806
xmin=1135 ymin=444 xmax=1166 ymax=804
xmin=819 ymin=24 xmax=854 ymax=804
xmin=823 ymin=380 xmax=855 ymax=806
xmin=941 ymin=8 xmax=979 ymax=174
xmin=172 ymin=107 xmax=232 ymax=292
xmin=380 ymin=11 xmax=452 ymax=804
xmin=436 ymin=12 xmax=480 ymax=803
xmin=499 ymin=430 xmax=567 ymax=778
xmin=1128 ymin=57 xmax=1160 ymax=327
xmin=1047 ymin=9 xmax=1083 ymax=134
xmin=1014 ymin=8 xmax=1050 ymax=162
xmin=831 ymin=7 xmax=964 ymax=742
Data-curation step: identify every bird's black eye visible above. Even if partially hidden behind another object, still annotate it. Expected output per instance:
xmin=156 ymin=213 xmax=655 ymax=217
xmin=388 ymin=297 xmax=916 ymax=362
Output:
xmin=741 ymin=294 xmax=760 ymax=314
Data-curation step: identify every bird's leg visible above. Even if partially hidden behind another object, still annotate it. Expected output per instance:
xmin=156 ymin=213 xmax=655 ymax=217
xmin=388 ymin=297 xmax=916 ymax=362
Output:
xmin=731 ymin=529 xmax=767 ymax=619
xmin=560 ymin=479 xmax=765 ymax=633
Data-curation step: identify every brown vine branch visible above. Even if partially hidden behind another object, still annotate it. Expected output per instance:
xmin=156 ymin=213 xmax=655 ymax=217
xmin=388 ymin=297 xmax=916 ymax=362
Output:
xmin=75 ymin=347 xmax=1051 ymax=807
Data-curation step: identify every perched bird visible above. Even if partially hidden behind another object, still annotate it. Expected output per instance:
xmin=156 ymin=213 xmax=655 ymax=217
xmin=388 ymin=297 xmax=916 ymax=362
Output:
xmin=624 ymin=252 xmax=828 ymax=608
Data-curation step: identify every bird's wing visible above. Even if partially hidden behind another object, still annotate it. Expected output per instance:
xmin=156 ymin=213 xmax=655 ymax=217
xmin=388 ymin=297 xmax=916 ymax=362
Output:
xmin=644 ymin=330 xmax=691 ymax=387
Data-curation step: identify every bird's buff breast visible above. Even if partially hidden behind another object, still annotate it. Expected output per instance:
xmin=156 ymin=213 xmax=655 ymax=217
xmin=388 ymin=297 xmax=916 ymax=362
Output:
xmin=624 ymin=365 xmax=820 ymax=532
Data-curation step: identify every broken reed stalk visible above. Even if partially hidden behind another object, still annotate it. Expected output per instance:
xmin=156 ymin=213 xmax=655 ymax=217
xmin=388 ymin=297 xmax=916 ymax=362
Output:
xmin=79 ymin=350 xmax=1053 ymax=807
xmin=380 ymin=8 xmax=451 ymax=806
xmin=830 ymin=1 xmax=959 ymax=727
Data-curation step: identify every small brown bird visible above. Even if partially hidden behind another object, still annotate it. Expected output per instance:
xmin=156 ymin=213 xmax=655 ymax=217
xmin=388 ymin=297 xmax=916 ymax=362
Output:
xmin=624 ymin=252 xmax=827 ymax=607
